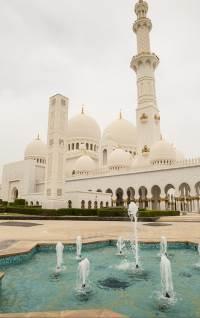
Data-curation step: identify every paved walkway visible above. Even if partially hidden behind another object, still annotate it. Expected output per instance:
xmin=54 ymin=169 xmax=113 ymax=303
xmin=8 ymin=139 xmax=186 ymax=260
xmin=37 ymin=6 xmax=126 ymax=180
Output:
xmin=0 ymin=220 xmax=199 ymax=251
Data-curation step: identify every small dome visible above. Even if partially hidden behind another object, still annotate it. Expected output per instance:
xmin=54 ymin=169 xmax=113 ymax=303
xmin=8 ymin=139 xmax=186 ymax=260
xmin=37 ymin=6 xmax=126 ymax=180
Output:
xmin=150 ymin=139 xmax=176 ymax=164
xmin=176 ymin=149 xmax=185 ymax=161
xmin=108 ymin=148 xmax=132 ymax=169
xmin=102 ymin=115 xmax=136 ymax=147
xmin=67 ymin=111 xmax=101 ymax=141
xmin=74 ymin=155 xmax=95 ymax=173
xmin=24 ymin=136 xmax=47 ymax=160
xmin=132 ymin=155 xmax=150 ymax=169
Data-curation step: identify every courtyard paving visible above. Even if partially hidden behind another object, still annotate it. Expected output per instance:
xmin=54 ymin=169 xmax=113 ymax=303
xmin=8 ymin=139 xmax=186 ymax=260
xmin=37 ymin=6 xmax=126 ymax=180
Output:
xmin=0 ymin=219 xmax=199 ymax=258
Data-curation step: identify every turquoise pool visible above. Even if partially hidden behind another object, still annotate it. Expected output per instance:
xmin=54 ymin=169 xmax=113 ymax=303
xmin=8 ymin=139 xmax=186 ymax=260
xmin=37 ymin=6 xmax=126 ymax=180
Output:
xmin=0 ymin=242 xmax=200 ymax=318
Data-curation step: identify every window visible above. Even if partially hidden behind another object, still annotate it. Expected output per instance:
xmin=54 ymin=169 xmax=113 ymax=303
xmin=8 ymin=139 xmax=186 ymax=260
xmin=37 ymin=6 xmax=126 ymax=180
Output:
xmin=103 ymin=149 xmax=107 ymax=165
xmin=68 ymin=144 xmax=71 ymax=151
xmin=61 ymin=99 xmax=66 ymax=106
xmin=90 ymin=144 xmax=93 ymax=150
xmin=88 ymin=201 xmax=92 ymax=209
xmin=81 ymin=200 xmax=85 ymax=209
xmin=72 ymin=143 xmax=74 ymax=150
xmin=49 ymin=139 xmax=54 ymax=146
xmin=59 ymin=139 xmax=64 ymax=146
xmin=86 ymin=143 xmax=89 ymax=150
xmin=68 ymin=200 xmax=72 ymax=208
xmin=76 ymin=143 xmax=79 ymax=150
xmin=57 ymin=189 xmax=62 ymax=196
xmin=51 ymin=98 xmax=56 ymax=105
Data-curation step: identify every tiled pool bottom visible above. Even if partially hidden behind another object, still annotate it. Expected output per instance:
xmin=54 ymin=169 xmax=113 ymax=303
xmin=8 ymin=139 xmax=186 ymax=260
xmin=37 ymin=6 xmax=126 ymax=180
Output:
xmin=0 ymin=242 xmax=200 ymax=318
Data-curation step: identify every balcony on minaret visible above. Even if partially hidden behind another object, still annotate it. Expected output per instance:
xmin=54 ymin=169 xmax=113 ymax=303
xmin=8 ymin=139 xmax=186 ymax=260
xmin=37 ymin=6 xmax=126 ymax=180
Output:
xmin=130 ymin=53 xmax=159 ymax=73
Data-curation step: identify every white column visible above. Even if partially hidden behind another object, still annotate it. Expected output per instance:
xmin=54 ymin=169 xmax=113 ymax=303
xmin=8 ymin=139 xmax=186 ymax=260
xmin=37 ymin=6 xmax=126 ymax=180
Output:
xmin=44 ymin=94 xmax=69 ymax=209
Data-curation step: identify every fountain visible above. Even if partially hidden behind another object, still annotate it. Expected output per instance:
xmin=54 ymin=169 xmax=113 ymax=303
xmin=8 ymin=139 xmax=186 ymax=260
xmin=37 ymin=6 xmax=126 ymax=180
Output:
xmin=128 ymin=202 xmax=139 ymax=269
xmin=116 ymin=236 xmax=125 ymax=255
xmin=198 ymin=243 xmax=200 ymax=257
xmin=160 ymin=236 xmax=168 ymax=256
xmin=76 ymin=236 xmax=82 ymax=260
xmin=56 ymin=242 xmax=64 ymax=272
xmin=77 ymin=258 xmax=90 ymax=289
xmin=160 ymin=254 xmax=174 ymax=298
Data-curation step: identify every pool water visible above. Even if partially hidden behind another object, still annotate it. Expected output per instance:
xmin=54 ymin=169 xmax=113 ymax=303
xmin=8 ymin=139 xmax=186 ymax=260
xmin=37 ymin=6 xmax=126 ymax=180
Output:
xmin=0 ymin=242 xmax=200 ymax=318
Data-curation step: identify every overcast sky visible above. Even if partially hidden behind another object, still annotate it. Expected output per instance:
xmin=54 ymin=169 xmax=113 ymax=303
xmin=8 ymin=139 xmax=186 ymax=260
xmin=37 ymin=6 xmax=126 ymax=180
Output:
xmin=0 ymin=0 xmax=200 ymax=179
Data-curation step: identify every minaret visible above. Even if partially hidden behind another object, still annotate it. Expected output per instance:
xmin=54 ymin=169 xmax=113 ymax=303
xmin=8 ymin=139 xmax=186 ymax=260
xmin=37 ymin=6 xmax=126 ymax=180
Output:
xmin=44 ymin=94 xmax=69 ymax=209
xmin=131 ymin=0 xmax=161 ymax=154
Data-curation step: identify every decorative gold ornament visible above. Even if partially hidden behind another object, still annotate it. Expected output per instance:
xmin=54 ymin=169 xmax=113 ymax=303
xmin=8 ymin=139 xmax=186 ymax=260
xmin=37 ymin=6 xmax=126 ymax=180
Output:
xmin=142 ymin=145 xmax=150 ymax=153
xmin=154 ymin=114 xmax=160 ymax=121
xmin=140 ymin=113 xmax=148 ymax=122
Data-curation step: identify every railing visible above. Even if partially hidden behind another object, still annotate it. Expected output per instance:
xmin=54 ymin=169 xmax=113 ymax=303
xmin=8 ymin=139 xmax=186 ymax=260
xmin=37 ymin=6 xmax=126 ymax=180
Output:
xmin=69 ymin=157 xmax=200 ymax=180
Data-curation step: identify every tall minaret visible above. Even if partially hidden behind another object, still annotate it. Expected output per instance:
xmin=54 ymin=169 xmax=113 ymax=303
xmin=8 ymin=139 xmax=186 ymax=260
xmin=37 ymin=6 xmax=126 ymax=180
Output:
xmin=44 ymin=94 xmax=69 ymax=209
xmin=131 ymin=0 xmax=161 ymax=154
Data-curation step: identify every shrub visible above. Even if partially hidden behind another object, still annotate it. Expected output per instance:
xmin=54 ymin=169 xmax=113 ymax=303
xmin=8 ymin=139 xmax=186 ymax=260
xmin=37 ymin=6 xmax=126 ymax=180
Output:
xmin=0 ymin=206 xmax=54 ymax=216
xmin=0 ymin=206 xmax=98 ymax=216
xmin=97 ymin=208 xmax=127 ymax=217
xmin=14 ymin=199 xmax=26 ymax=206
xmin=56 ymin=208 xmax=98 ymax=216
xmin=138 ymin=210 xmax=180 ymax=217
xmin=0 ymin=206 xmax=180 ymax=218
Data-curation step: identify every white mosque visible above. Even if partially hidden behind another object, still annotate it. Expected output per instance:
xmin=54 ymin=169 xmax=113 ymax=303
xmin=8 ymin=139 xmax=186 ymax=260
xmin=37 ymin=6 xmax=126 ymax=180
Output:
xmin=1 ymin=0 xmax=200 ymax=212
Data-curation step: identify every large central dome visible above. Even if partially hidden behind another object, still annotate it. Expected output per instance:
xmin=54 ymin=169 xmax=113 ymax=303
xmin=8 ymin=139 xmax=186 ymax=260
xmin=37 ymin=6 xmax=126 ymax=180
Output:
xmin=102 ymin=116 xmax=136 ymax=147
xmin=67 ymin=111 xmax=101 ymax=141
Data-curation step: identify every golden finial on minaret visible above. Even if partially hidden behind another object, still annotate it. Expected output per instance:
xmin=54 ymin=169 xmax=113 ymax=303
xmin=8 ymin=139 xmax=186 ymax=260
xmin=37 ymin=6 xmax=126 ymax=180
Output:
xmin=135 ymin=0 xmax=148 ymax=19
xmin=81 ymin=105 xmax=84 ymax=114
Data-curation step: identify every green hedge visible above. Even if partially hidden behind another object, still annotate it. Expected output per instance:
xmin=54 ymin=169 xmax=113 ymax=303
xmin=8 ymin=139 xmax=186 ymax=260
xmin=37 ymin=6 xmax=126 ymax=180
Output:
xmin=0 ymin=206 xmax=180 ymax=217
xmin=98 ymin=208 xmax=127 ymax=217
xmin=14 ymin=199 xmax=26 ymax=206
xmin=0 ymin=206 xmax=98 ymax=216
xmin=0 ymin=206 xmax=54 ymax=215
xmin=1 ymin=201 xmax=8 ymax=207
xmin=139 ymin=210 xmax=180 ymax=217
xmin=57 ymin=208 xmax=98 ymax=216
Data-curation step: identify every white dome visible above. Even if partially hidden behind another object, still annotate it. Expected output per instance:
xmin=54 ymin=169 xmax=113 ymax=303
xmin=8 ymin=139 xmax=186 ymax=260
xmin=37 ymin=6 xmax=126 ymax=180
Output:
xmin=24 ymin=136 xmax=47 ymax=160
xmin=67 ymin=112 xmax=101 ymax=141
xmin=176 ymin=149 xmax=185 ymax=161
xmin=132 ymin=155 xmax=150 ymax=168
xmin=108 ymin=148 xmax=132 ymax=168
xmin=74 ymin=155 xmax=95 ymax=173
xmin=150 ymin=139 xmax=176 ymax=164
xmin=102 ymin=116 xmax=136 ymax=147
